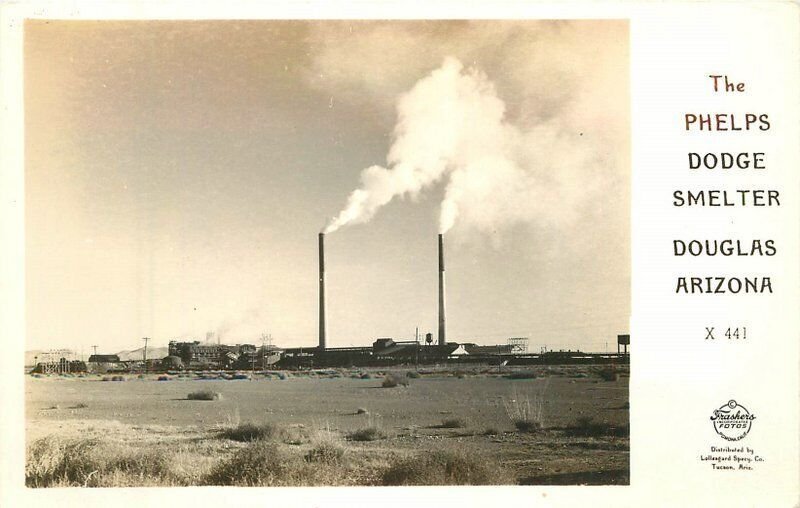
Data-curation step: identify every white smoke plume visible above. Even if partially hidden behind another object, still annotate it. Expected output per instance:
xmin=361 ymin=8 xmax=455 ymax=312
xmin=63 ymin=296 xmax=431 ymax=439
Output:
xmin=324 ymin=56 xmax=605 ymax=235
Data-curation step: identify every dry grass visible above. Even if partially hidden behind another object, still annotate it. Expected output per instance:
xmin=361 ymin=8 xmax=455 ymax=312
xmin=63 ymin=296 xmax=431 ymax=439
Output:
xmin=26 ymin=436 xmax=179 ymax=487
xmin=347 ymin=427 xmax=385 ymax=442
xmin=205 ymin=439 xmax=349 ymax=486
xmin=218 ymin=422 xmax=285 ymax=442
xmin=504 ymin=389 xmax=545 ymax=433
xmin=382 ymin=450 xmax=506 ymax=486
xmin=27 ymin=374 xmax=628 ymax=487
xmin=565 ymin=416 xmax=629 ymax=438
xmin=204 ymin=442 xmax=297 ymax=486
xmin=305 ymin=441 xmax=345 ymax=465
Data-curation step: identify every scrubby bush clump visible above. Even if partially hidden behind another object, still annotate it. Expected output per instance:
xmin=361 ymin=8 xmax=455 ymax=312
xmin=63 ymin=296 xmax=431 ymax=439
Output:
xmin=382 ymin=373 xmax=409 ymax=388
xmin=504 ymin=393 xmax=544 ymax=433
xmin=205 ymin=442 xmax=297 ymax=486
xmin=26 ymin=437 xmax=99 ymax=487
xmin=596 ymin=367 xmax=619 ymax=382
xmin=187 ymin=390 xmax=222 ymax=401
xmin=406 ymin=371 xmax=421 ymax=379
xmin=382 ymin=450 xmax=505 ymax=486
xmin=346 ymin=427 xmax=384 ymax=442
xmin=205 ymin=440 xmax=347 ymax=487
xmin=436 ymin=418 xmax=466 ymax=429
xmin=504 ymin=371 xmax=537 ymax=380
xmin=219 ymin=422 xmax=284 ymax=442
xmin=304 ymin=441 xmax=345 ymax=465
xmin=565 ymin=416 xmax=629 ymax=438
xmin=26 ymin=437 xmax=174 ymax=487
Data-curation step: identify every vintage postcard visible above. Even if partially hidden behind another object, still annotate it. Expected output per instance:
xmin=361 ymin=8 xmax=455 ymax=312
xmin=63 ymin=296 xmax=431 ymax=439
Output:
xmin=0 ymin=2 xmax=797 ymax=507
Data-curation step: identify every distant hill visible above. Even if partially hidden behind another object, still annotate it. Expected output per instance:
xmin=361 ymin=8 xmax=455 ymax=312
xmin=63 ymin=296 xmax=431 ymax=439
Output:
xmin=24 ymin=346 xmax=170 ymax=366
xmin=25 ymin=350 xmax=46 ymax=367
xmin=115 ymin=346 xmax=169 ymax=361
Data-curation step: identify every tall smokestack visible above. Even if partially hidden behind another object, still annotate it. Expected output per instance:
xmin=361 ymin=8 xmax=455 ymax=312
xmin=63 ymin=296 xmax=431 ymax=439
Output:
xmin=318 ymin=233 xmax=327 ymax=350
xmin=438 ymin=234 xmax=446 ymax=345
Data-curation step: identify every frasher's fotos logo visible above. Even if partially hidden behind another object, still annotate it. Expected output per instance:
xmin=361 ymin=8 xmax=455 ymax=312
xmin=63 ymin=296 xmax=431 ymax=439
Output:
xmin=711 ymin=400 xmax=755 ymax=441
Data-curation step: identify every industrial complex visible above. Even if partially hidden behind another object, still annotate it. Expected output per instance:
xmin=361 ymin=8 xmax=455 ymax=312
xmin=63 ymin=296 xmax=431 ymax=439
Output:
xmin=31 ymin=233 xmax=629 ymax=374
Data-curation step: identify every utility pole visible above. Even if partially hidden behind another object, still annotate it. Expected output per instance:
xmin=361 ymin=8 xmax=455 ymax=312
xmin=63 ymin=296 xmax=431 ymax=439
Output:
xmin=142 ymin=337 xmax=150 ymax=374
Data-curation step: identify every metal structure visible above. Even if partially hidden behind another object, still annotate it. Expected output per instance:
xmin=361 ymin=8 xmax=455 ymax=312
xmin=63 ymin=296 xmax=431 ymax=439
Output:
xmin=507 ymin=337 xmax=529 ymax=354
xmin=617 ymin=334 xmax=630 ymax=354
xmin=38 ymin=349 xmax=78 ymax=374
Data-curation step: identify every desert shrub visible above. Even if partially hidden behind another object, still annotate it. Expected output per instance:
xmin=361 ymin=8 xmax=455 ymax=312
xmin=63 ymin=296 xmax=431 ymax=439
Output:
xmin=157 ymin=376 xmax=170 ymax=381
xmin=513 ymin=419 xmax=541 ymax=433
xmin=101 ymin=377 xmax=111 ymax=382
xmin=111 ymin=376 xmax=125 ymax=382
xmin=596 ymin=367 xmax=619 ymax=382
xmin=304 ymin=441 xmax=345 ymax=465
xmin=70 ymin=403 xmax=89 ymax=409
xmin=187 ymin=390 xmax=222 ymax=401
xmin=406 ymin=371 xmax=421 ymax=378
xmin=231 ymin=373 xmax=249 ymax=380
xmin=482 ymin=427 xmax=500 ymax=436
xmin=26 ymin=437 xmax=174 ymax=487
xmin=504 ymin=371 xmax=537 ymax=380
xmin=504 ymin=393 xmax=544 ymax=433
xmin=26 ymin=436 xmax=100 ymax=487
xmin=105 ymin=449 xmax=171 ymax=481
xmin=205 ymin=442 xmax=299 ymax=486
xmin=382 ymin=450 xmax=505 ymax=486
xmin=436 ymin=418 xmax=466 ymax=429
xmin=565 ymin=416 xmax=629 ymax=438
xmin=219 ymin=422 xmax=284 ymax=442
xmin=355 ymin=407 xmax=368 ymax=415
xmin=347 ymin=427 xmax=384 ymax=442
xmin=382 ymin=373 xmax=409 ymax=388
xmin=359 ymin=372 xmax=372 ymax=379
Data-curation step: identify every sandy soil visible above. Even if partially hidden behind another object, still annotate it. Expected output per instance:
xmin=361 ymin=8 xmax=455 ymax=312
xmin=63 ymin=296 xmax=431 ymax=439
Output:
xmin=26 ymin=368 xmax=629 ymax=485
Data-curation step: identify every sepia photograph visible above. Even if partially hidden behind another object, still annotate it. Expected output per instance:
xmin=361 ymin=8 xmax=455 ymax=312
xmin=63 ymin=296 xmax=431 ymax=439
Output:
xmin=23 ymin=19 xmax=630 ymax=487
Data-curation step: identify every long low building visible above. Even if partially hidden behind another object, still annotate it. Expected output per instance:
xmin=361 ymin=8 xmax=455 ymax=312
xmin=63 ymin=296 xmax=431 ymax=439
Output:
xmin=167 ymin=341 xmax=280 ymax=370
xmin=278 ymin=338 xmax=460 ymax=368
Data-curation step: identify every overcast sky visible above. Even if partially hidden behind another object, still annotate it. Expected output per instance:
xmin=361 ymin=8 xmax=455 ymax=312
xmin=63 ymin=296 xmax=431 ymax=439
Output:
xmin=25 ymin=20 xmax=629 ymax=354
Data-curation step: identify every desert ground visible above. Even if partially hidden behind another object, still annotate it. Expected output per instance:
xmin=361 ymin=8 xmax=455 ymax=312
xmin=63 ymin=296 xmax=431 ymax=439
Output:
xmin=25 ymin=365 xmax=629 ymax=487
